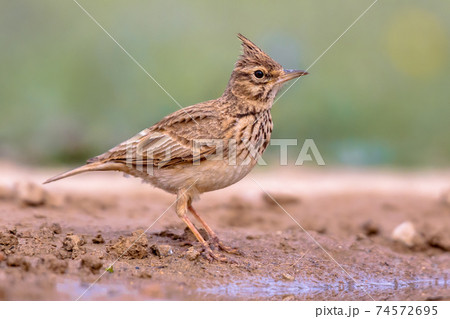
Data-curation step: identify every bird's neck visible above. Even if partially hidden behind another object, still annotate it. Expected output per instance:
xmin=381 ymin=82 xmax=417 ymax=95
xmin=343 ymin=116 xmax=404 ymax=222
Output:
xmin=220 ymin=86 xmax=274 ymax=116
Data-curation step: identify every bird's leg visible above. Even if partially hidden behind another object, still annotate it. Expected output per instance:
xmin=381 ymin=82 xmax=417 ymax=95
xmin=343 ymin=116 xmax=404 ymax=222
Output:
xmin=188 ymin=204 xmax=241 ymax=255
xmin=176 ymin=190 xmax=226 ymax=262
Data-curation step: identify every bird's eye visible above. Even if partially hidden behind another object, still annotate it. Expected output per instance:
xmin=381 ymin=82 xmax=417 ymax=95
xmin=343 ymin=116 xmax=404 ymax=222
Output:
xmin=254 ymin=70 xmax=264 ymax=78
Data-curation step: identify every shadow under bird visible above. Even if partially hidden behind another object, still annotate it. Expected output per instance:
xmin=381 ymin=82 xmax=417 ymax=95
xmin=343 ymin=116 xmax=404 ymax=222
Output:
xmin=45 ymin=34 xmax=308 ymax=261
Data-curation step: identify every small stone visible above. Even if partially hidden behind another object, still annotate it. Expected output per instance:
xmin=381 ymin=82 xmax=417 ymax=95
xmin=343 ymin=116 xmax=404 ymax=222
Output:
xmin=151 ymin=244 xmax=173 ymax=257
xmin=0 ymin=252 xmax=5 ymax=262
xmin=15 ymin=182 xmax=46 ymax=206
xmin=81 ymin=256 xmax=103 ymax=274
xmin=392 ymin=221 xmax=416 ymax=247
xmin=92 ymin=233 xmax=105 ymax=244
xmin=185 ymin=247 xmax=200 ymax=261
xmin=282 ymin=273 xmax=295 ymax=281
xmin=282 ymin=294 xmax=295 ymax=301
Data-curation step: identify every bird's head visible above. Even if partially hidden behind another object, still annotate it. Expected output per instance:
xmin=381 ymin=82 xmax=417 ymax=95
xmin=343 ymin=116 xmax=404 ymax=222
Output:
xmin=225 ymin=33 xmax=308 ymax=106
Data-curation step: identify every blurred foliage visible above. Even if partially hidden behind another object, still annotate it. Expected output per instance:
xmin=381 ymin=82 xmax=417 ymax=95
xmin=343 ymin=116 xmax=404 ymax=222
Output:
xmin=0 ymin=0 xmax=449 ymax=167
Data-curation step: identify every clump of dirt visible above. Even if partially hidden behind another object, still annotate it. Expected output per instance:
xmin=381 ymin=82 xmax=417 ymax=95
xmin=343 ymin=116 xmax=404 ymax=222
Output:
xmin=181 ymin=226 xmax=209 ymax=243
xmin=6 ymin=255 xmax=31 ymax=271
xmin=0 ymin=230 xmax=19 ymax=255
xmin=39 ymin=255 xmax=68 ymax=274
xmin=81 ymin=256 xmax=103 ymax=274
xmin=185 ymin=247 xmax=201 ymax=261
xmin=361 ymin=220 xmax=380 ymax=236
xmin=135 ymin=269 xmax=152 ymax=279
xmin=427 ymin=232 xmax=450 ymax=251
xmin=92 ymin=233 xmax=105 ymax=244
xmin=59 ymin=234 xmax=86 ymax=259
xmin=37 ymin=223 xmax=62 ymax=239
xmin=107 ymin=229 xmax=148 ymax=259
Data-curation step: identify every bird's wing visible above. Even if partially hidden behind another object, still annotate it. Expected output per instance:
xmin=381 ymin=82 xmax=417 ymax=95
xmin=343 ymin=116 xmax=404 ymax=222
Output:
xmin=88 ymin=104 xmax=228 ymax=168
xmin=88 ymin=128 xmax=219 ymax=168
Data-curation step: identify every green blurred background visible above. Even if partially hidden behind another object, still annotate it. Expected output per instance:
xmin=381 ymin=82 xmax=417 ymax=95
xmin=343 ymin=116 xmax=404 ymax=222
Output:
xmin=1 ymin=0 xmax=449 ymax=167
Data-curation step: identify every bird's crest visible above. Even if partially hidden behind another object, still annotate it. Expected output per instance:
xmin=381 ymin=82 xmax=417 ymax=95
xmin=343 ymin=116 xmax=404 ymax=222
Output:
xmin=238 ymin=33 xmax=266 ymax=58
xmin=236 ymin=33 xmax=280 ymax=70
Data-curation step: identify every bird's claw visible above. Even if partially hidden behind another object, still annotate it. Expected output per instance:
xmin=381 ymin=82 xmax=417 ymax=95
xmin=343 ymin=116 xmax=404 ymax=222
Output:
xmin=209 ymin=237 xmax=243 ymax=256
xmin=202 ymin=246 xmax=228 ymax=262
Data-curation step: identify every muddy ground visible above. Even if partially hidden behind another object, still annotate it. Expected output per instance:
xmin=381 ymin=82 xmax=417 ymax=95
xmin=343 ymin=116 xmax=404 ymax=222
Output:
xmin=0 ymin=162 xmax=449 ymax=300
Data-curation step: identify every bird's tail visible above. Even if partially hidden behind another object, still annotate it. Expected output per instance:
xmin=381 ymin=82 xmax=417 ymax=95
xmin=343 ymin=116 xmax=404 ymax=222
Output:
xmin=43 ymin=162 xmax=122 ymax=184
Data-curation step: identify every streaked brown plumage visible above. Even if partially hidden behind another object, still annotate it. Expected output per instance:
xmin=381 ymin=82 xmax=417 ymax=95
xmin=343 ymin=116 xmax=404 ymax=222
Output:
xmin=45 ymin=34 xmax=308 ymax=261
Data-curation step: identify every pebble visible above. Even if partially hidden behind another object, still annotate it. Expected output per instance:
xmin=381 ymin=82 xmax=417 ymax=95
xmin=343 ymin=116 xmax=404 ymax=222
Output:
xmin=151 ymin=244 xmax=173 ymax=257
xmin=282 ymin=294 xmax=296 ymax=301
xmin=282 ymin=273 xmax=295 ymax=281
xmin=392 ymin=221 xmax=416 ymax=247
xmin=15 ymin=182 xmax=46 ymax=206
xmin=185 ymin=247 xmax=200 ymax=261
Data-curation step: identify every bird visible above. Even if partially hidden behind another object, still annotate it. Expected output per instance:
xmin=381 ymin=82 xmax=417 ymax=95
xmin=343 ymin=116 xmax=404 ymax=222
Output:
xmin=44 ymin=34 xmax=308 ymax=261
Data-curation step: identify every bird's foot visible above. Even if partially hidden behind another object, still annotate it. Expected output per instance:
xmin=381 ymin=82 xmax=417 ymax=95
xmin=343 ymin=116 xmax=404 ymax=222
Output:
xmin=201 ymin=246 xmax=228 ymax=263
xmin=209 ymin=237 xmax=243 ymax=256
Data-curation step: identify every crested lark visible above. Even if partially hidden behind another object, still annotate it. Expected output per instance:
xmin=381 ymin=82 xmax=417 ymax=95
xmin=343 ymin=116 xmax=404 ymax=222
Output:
xmin=45 ymin=34 xmax=308 ymax=261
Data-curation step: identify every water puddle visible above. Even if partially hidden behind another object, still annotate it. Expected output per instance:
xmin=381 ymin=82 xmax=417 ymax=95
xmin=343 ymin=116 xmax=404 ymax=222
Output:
xmin=57 ymin=279 xmax=132 ymax=300
xmin=198 ymin=276 xmax=449 ymax=300
xmin=57 ymin=275 xmax=449 ymax=300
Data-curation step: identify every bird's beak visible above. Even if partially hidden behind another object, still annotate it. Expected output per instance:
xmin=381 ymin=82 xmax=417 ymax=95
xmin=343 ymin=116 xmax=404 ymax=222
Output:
xmin=276 ymin=69 xmax=309 ymax=85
